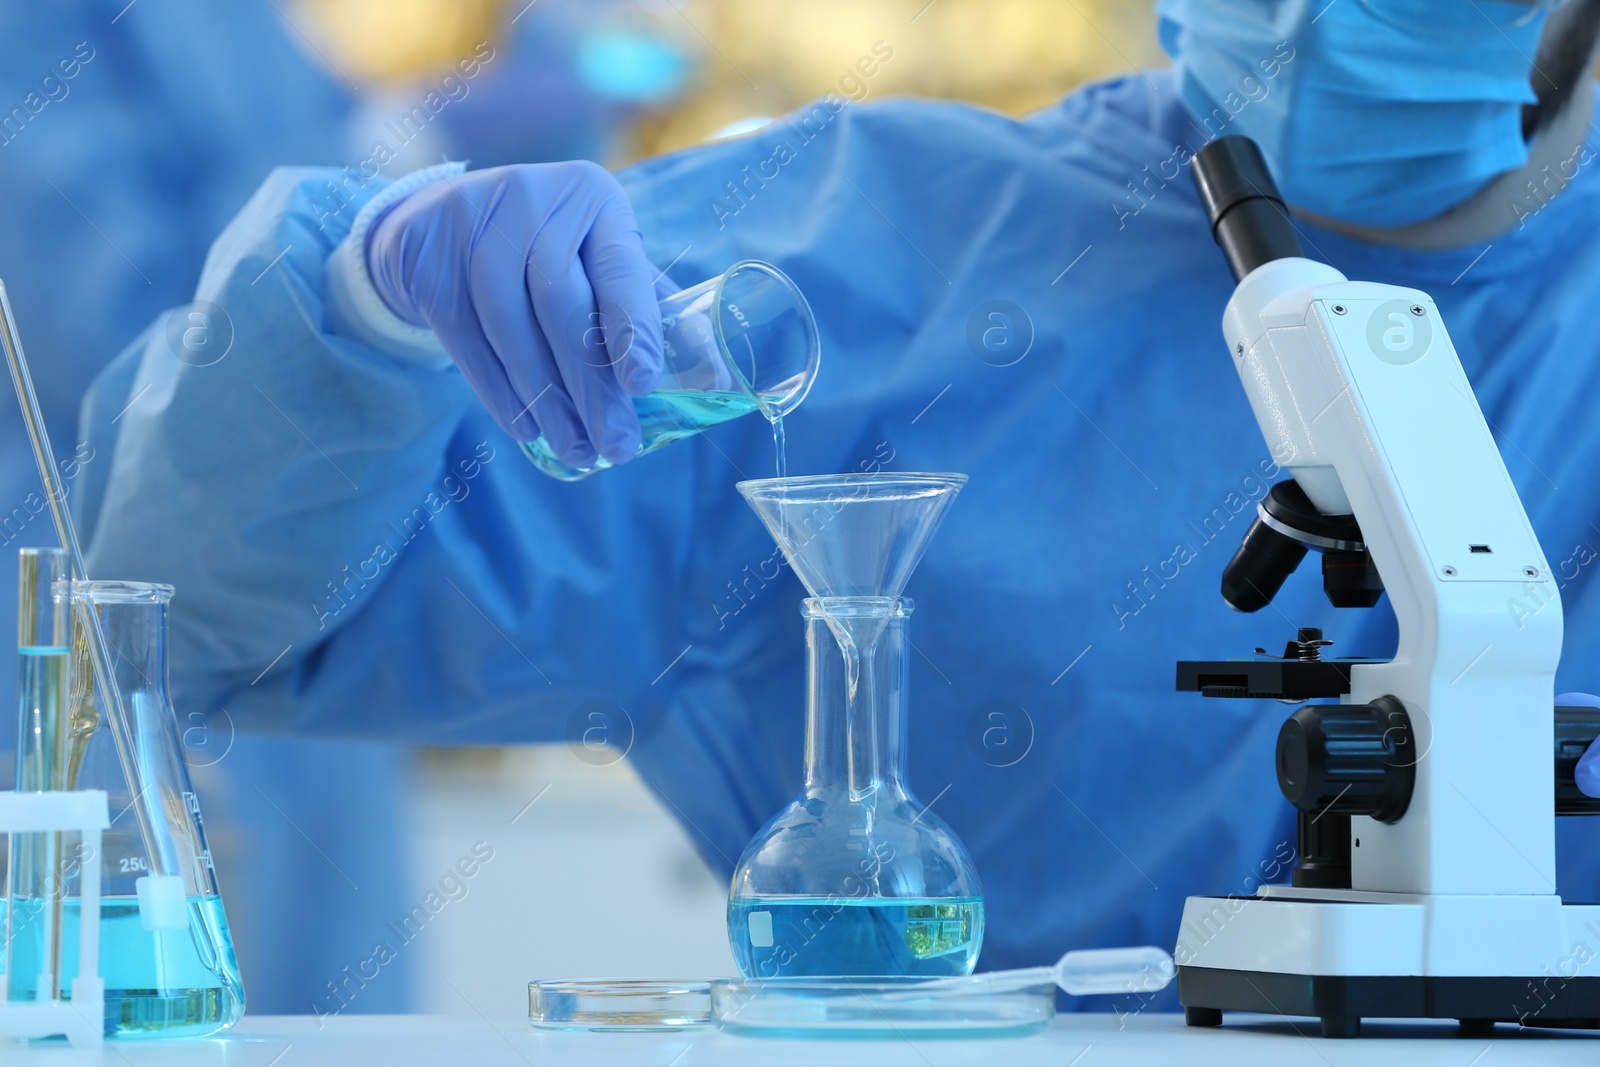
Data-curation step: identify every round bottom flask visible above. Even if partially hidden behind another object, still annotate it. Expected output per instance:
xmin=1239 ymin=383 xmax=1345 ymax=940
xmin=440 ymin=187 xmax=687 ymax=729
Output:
xmin=728 ymin=596 xmax=983 ymax=978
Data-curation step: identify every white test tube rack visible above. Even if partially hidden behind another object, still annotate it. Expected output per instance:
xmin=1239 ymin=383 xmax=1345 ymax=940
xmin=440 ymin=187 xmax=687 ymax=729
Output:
xmin=0 ymin=789 xmax=108 ymax=1046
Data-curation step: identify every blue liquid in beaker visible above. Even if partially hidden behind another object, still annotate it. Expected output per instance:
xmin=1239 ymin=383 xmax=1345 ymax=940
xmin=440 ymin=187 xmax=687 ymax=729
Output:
xmin=521 ymin=389 xmax=764 ymax=480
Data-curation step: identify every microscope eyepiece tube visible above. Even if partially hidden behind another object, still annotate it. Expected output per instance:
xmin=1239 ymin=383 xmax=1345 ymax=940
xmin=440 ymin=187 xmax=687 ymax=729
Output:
xmin=1191 ymin=137 xmax=1306 ymax=283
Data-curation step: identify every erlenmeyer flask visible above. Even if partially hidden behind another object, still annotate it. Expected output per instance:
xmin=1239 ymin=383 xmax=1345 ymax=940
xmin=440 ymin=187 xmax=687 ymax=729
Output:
xmin=729 ymin=474 xmax=983 ymax=978
xmin=8 ymin=577 xmax=244 ymax=1037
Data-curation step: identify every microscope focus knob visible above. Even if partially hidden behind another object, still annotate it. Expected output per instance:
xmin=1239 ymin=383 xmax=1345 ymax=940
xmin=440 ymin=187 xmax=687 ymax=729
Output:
xmin=1276 ymin=696 xmax=1415 ymax=824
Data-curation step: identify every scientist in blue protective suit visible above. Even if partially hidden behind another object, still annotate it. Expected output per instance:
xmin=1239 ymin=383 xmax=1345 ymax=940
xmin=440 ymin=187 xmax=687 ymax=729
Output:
xmin=73 ymin=0 xmax=1600 ymax=1013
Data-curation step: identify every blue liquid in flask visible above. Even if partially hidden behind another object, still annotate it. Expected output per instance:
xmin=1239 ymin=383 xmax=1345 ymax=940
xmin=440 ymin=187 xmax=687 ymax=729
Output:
xmin=728 ymin=897 xmax=984 ymax=978
xmin=2 ymin=895 xmax=244 ymax=1037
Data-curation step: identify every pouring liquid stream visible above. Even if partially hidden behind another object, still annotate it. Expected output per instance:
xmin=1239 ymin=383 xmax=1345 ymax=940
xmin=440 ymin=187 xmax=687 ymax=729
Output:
xmin=770 ymin=413 xmax=788 ymax=555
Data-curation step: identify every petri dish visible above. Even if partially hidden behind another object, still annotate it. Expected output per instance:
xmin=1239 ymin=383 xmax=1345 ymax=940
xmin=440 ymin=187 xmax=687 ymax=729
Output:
xmin=529 ymin=979 xmax=714 ymax=1031
xmin=711 ymin=976 xmax=1056 ymax=1038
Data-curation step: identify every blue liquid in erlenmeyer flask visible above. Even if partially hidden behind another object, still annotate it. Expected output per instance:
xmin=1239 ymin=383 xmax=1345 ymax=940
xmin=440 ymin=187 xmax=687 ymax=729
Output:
xmin=2 ymin=895 xmax=244 ymax=1037
xmin=728 ymin=897 xmax=984 ymax=978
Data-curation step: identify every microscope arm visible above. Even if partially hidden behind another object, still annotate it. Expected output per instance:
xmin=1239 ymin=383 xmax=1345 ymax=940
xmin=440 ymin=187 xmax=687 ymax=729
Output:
xmin=1194 ymin=139 xmax=1560 ymax=896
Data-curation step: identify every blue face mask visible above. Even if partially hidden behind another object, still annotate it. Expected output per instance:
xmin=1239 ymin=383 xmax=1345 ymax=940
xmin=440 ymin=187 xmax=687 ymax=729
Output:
xmin=1158 ymin=0 xmax=1552 ymax=227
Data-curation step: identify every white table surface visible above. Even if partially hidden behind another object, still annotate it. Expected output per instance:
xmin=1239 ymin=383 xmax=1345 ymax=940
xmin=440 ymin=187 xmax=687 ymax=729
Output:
xmin=4 ymin=1013 xmax=1598 ymax=1066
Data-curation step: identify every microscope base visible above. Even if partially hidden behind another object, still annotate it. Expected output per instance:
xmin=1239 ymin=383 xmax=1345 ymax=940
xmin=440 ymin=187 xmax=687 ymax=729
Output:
xmin=1178 ymin=966 xmax=1600 ymax=1037
xmin=1175 ymin=894 xmax=1600 ymax=1037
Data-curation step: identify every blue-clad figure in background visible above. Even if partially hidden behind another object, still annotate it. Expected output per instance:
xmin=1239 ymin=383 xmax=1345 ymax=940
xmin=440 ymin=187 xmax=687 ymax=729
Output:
xmin=74 ymin=0 xmax=1600 ymax=1014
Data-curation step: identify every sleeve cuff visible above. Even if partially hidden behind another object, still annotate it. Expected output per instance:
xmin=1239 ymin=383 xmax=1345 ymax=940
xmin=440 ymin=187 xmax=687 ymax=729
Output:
xmin=324 ymin=160 xmax=467 ymax=368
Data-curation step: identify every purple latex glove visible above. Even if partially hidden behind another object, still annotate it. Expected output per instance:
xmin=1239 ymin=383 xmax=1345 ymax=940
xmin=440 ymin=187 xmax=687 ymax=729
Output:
xmin=1562 ymin=692 xmax=1600 ymax=798
xmin=366 ymin=162 xmax=664 ymax=466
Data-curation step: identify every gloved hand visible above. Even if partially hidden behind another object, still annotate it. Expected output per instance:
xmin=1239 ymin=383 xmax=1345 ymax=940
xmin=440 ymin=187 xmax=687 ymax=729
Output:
xmin=366 ymin=161 xmax=664 ymax=467
xmin=1564 ymin=693 xmax=1600 ymax=798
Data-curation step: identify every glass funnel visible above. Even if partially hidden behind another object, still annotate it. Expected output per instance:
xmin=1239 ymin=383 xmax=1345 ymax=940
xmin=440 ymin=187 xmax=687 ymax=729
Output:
xmin=729 ymin=474 xmax=982 ymax=978
xmin=522 ymin=260 xmax=821 ymax=480
xmin=5 ymin=577 xmax=244 ymax=1037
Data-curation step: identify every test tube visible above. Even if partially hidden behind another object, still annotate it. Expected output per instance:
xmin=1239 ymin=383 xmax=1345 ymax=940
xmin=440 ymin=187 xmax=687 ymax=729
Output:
xmin=8 ymin=546 xmax=70 ymax=1001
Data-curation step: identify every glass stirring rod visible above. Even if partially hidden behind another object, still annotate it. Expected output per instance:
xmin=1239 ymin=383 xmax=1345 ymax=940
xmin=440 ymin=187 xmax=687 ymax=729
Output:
xmin=0 ymin=278 xmax=173 ymax=878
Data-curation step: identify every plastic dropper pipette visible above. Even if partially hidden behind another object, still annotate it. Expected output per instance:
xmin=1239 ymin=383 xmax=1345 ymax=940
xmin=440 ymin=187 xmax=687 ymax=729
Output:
xmin=887 ymin=945 xmax=1176 ymax=999
xmin=1003 ymin=945 xmax=1175 ymax=996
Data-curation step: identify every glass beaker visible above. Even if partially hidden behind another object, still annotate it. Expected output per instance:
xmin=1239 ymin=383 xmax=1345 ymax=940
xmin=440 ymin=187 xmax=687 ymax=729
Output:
xmin=729 ymin=474 xmax=983 ymax=978
xmin=6 ymin=579 xmax=244 ymax=1037
xmin=521 ymin=260 xmax=820 ymax=481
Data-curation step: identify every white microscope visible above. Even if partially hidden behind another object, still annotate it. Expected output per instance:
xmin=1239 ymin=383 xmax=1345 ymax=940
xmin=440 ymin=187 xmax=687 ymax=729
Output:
xmin=1174 ymin=137 xmax=1600 ymax=1038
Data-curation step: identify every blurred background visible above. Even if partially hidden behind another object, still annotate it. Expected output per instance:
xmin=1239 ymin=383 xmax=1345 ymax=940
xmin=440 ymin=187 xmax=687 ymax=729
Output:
xmin=285 ymin=0 xmax=1160 ymax=166
xmin=0 ymin=0 xmax=1159 ymax=1017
